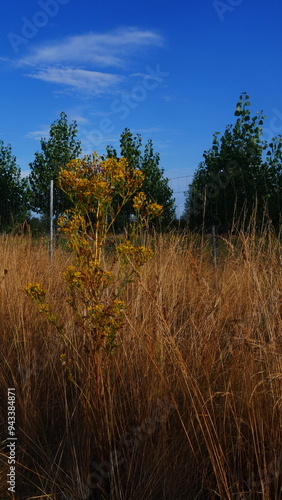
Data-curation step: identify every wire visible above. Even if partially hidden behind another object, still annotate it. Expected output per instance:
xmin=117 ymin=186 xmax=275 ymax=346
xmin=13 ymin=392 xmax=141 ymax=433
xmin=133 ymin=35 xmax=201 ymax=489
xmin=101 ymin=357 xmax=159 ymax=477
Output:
xmin=168 ymin=175 xmax=193 ymax=180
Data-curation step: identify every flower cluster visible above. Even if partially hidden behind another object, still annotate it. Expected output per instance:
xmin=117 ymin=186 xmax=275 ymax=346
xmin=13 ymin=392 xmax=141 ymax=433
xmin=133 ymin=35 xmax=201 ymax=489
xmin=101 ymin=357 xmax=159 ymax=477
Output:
xmin=24 ymin=283 xmax=46 ymax=303
xmin=24 ymin=283 xmax=60 ymax=331
xmin=146 ymin=202 xmax=163 ymax=217
xmin=25 ymin=154 xmax=163 ymax=357
xmin=57 ymin=155 xmax=145 ymax=213
xmin=63 ymin=266 xmax=84 ymax=288
xmin=116 ymin=241 xmax=154 ymax=267
xmin=133 ymin=191 xmax=147 ymax=211
xmin=81 ymin=298 xmax=125 ymax=351
xmin=133 ymin=191 xmax=163 ymax=222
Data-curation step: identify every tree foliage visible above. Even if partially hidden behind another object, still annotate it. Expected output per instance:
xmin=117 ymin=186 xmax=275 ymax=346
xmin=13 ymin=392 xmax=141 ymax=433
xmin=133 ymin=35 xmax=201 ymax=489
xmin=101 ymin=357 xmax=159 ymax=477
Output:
xmin=183 ymin=94 xmax=282 ymax=232
xmin=29 ymin=112 xmax=81 ymax=220
xmin=0 ymin=140 xmax=28 ymax=231
xmin=106 ymin=128 xmax=175 ymax=230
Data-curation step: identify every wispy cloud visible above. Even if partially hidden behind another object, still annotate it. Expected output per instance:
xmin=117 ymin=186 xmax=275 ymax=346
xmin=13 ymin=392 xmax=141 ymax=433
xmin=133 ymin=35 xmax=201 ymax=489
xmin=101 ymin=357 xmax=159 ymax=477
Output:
xmin=19 ymin=28 xmax=164 ymax=68
xmin=13 ymin=27 xmax=164 ymax=96
xmin=65 ymin=111 xmax=90 ymax=125
xmin=26 ymin=67 xmax=124 ymax=94
xmin=25 ymin=128 xmax=50 ymax=140
xmin=79 ymin=130 xmax=121 ymax=153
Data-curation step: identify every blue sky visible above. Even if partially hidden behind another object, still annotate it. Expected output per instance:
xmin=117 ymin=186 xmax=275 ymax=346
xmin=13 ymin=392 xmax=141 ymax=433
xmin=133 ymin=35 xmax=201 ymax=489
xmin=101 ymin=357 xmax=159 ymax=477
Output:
xmin=1 ymin=0 xmax=282 ymax=216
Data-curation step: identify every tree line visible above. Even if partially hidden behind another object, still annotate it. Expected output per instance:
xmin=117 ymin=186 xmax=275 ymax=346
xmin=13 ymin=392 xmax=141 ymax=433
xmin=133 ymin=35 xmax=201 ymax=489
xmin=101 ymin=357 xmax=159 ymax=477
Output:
xmin=183 ymin=94 xmax=282 ymax=233
xmin=1 ymin=94 xmax=282 ymax=234
xmin=0 ymin=116 xmax=175 ymax=233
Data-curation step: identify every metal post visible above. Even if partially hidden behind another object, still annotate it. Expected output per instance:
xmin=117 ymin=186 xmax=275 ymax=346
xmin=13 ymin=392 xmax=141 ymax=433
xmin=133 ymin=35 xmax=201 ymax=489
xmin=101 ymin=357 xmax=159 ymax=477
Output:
xmin=211 ymin=224 xmax=217 ymax=269
xmin=50 ymin=179 xmax=54 ymax=263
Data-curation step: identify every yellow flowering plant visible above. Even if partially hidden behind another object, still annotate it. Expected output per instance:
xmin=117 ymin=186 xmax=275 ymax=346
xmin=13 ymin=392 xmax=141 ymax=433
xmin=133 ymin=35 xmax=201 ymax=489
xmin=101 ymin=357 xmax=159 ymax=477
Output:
xmin=25 ymin=283 xmax=61 ymax=330
xmin=25 ymin=153 xmax=163 ymax=355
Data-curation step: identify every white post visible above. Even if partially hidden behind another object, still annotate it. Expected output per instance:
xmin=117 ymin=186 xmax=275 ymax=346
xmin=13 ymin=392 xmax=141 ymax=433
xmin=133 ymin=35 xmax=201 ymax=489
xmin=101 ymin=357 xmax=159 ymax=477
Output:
xmin=211 ymin=224 xmax=217 ymax=269
xmin=50 ymin=179 xmax=54 ymax=263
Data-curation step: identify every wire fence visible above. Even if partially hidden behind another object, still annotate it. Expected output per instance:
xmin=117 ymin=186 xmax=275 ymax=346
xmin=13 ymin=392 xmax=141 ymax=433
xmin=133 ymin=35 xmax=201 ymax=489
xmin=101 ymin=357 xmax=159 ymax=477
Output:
xmin=1 ymin=175 xmax=281 ymax=269
xmin=168 ymin=175 xmax=193 ymax=218
xmin=0 ymin=176 xmax=193 ymax=229
xmin=0 ymin=198 xmax=27 ymax=230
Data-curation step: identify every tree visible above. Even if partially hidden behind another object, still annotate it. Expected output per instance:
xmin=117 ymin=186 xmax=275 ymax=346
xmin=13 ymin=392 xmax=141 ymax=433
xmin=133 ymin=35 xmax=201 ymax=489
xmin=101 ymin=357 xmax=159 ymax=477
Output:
xmin=183 ymin=94 xmax=282 ymax=232
xmin=0 ymin=140 xmax=28 ymax=231
xmin=106 ymin=128 xmax=176 ymax=230
xmin=29 ymin=112 xmax=81 ymax=221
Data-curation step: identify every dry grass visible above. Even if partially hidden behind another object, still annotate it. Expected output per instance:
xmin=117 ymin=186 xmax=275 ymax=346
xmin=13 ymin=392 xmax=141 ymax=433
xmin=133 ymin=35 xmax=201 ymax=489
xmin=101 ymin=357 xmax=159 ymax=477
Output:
xmin=0 ymin=230 xmax=282 ymax=499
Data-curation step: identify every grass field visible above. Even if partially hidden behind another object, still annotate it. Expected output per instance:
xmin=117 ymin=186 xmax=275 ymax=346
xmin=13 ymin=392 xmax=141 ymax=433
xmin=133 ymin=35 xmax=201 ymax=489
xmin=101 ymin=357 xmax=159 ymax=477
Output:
xmin=0 ymin=230 xmax=282 ymax=499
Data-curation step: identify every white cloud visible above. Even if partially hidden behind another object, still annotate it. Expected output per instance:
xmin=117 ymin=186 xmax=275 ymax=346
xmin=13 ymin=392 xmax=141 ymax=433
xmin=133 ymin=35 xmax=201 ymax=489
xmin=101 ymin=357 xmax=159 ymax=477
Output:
xmin=19 ymin=28 xmax=164 ymax=68
xmin=79 ymin=130 xmax=121 ymax=154
xmin=66 ymin=112 xmax=89 ymax=125
xmin=25 ymin=128 xmax=50 ymax=140
xmin=10 ymin=27 xmax=164 ymax=96
xmin=26 ymin=66 xmax=124 ymax=95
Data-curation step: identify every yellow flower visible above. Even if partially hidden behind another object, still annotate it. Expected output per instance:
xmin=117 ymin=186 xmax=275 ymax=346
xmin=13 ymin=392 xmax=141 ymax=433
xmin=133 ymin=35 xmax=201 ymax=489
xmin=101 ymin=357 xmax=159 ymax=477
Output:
xmin=146 ymin=202 xmax=163 ymax=217
xmin=133 ymin=191 xmax=147 ymax=210
xmin=39 ymin=303 xmax=50 ymax=314
xmin=116 ymin=241 xmax=154 ymax=266
xmin=24 ymin=283 xmax=47 ymax=303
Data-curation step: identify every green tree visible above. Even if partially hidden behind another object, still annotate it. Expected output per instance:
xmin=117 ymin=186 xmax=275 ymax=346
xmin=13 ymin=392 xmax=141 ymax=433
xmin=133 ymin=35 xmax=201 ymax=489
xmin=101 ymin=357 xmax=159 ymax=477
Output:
xmin=106 ymin=128 xmax=175 ymax=230
xmin=29 ymin=112 xmax=81 ymax=221
xmin=0 ymin=140 xmax=28 ymax=231
xmin=183 ymin=94 xmax=282 ymax=232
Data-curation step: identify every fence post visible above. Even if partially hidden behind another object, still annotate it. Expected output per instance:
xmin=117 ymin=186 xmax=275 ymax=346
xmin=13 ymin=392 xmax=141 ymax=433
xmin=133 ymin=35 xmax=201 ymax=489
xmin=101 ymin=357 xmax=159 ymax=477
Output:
xmin=211 ymin=223 xmax=217 ymax=269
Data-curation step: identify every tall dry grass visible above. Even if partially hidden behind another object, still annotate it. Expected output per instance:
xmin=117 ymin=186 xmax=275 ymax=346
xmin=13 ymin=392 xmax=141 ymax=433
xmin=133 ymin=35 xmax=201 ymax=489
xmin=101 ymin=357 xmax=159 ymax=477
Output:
xmin=0 ymin=230 xmax=282 ymax=499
